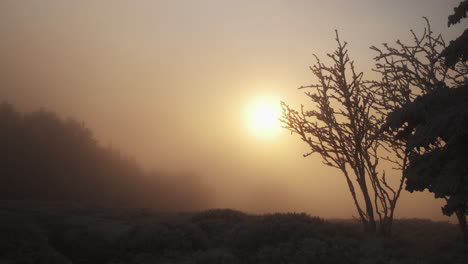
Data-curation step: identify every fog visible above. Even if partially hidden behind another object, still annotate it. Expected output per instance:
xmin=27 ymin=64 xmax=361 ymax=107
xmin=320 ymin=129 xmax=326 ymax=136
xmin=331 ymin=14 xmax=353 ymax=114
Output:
xmin=0 ymin=0 xmax=465 ymax=221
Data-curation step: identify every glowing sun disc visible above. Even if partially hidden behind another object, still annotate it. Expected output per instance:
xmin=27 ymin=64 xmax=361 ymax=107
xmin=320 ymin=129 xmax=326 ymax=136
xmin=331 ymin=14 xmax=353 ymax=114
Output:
xmin=246 ymin=96 xmax=281 ymax=138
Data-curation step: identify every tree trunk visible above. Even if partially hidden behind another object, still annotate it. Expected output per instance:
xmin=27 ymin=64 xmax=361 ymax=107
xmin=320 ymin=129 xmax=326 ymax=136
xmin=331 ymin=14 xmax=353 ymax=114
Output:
xmin=359 ymin=179 xmax=376 ymax=234
xmin=378 ymin=217 xmax=393 ymax=237
xmin=455 ymin=210 xmax=468 ymax=244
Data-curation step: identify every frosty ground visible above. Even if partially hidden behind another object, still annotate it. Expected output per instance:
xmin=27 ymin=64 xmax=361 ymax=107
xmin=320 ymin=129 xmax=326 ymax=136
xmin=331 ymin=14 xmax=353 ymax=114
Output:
xmin=1 ymin=201 xmax=467 ymax=264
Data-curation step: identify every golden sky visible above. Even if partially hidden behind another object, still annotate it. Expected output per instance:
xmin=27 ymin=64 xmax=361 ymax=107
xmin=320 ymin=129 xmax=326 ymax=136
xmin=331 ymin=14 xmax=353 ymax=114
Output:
xmin=0 ymin=0 xmax=465 ymax=220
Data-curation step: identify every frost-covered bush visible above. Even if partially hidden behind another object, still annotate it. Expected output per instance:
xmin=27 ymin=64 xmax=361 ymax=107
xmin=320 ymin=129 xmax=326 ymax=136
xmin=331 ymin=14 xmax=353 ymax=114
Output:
xmin=0 ymin=212 xmax=70 ymax=264
xmin=114 ymin=220 xmax=208 ymax=262
xmin=190 ymin=209 xmax=249 ymax=246
xmin=2 ymin=206 xmax=468 ymax=263
xmin=256 ymin=241 xmax=297 ymax=264
xmin=391 ymin=219 xmax=465 ymax=259
xmin=256 ymin=236 xmax=362 ymax=264
xmin=227 ymin=213 xmax=329 ymax=255
xmin=193 ymin=248 xmax=240 ymax=264
xmin=46 ymin=220 xmax=116 ymax=263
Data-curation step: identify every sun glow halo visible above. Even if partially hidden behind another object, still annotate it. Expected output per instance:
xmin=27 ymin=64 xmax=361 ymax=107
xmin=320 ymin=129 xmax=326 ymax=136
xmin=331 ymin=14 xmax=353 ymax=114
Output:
xmin=246 ymin=96 xmax=281 ymax=139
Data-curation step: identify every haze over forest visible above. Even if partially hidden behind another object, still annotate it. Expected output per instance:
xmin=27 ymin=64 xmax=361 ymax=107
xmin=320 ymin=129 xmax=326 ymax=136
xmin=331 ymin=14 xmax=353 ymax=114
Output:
xmin=0 ymin=0 xmax=465 ymax=220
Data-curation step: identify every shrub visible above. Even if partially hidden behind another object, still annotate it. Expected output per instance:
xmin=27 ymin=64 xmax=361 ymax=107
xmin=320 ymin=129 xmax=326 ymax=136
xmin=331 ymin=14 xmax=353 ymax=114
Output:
xmin=0 ymin=212 xmax=71 ymax=264
xmin=227 ymin=213 xmax=328 ymax=256
xmin=193 ymin=248 xmax=241 ymax=264
xmin=114 ymin=220 xmax=208 ymax=262
xmin=190 ymin=209 xmax=249 ymax=246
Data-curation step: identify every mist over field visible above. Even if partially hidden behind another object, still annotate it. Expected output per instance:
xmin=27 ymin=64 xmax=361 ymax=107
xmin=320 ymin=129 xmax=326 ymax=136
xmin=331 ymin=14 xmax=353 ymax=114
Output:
xmin=1 ymin=0 xmax=464 ymax=221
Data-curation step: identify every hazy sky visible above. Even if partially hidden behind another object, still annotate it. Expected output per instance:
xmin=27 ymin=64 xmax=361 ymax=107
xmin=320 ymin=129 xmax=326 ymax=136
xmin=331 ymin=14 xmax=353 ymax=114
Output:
xmin=0 ymin=0 xmax=465 ymax=220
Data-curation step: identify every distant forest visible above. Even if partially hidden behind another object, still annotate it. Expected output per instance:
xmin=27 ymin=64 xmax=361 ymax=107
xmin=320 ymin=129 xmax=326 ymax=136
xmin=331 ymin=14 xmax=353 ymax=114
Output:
xmin=0 ymin=102 xmax=212 ymax=210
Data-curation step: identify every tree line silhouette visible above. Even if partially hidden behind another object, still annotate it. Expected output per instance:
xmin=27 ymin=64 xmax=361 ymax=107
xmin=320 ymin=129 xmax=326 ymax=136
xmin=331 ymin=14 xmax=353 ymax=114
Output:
xmin=0 ymin=102 xmax=212 ymax=210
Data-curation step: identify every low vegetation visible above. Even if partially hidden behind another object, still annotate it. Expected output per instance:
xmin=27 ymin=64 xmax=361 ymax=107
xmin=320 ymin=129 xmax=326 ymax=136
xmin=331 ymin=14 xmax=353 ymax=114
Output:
xmin=0 ymin=205 xmax=466 ymax=263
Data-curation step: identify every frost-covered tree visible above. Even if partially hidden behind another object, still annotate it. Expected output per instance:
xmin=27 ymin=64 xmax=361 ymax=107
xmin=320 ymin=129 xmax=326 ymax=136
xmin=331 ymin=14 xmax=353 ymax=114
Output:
xmin=281 ymin=32 xmax=403 ymax=235
xmin=380 ymin=1 xmax=468 ymax=243
xmin=370 ymin=17 xmax=466 ymax=171
xmin=442 ymin=0 xmax=468 ymax=68
xmin=385 ymin=85 xmax=468 ymax=243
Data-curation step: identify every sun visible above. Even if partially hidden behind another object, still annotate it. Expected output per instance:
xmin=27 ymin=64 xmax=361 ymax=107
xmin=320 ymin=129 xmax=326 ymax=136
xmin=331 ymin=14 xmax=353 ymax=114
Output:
xmin=246 ymin=96 xmax=281 ymax=139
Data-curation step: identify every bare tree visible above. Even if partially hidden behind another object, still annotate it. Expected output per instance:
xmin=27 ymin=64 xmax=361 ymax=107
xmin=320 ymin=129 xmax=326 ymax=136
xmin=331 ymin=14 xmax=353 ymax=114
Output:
xmin=281 ymin=32 xmax=403 ymax=235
